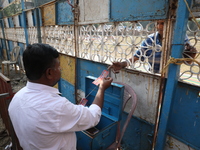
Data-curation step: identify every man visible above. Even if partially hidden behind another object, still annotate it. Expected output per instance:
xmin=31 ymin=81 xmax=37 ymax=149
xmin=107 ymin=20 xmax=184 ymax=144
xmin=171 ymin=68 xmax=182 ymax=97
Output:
xmin=8 ymin=43 xmax=113 ymax=150
xmin=108 ymin=20 xmax=196 ymax=74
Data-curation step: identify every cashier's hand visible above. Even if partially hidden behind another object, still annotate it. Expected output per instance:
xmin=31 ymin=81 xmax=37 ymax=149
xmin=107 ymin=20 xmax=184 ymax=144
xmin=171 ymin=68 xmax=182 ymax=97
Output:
xmin=107 ymin=62 xmax=127 ymax=74
xmin=183 ymin=43 xmax=197 ymax=64
xmin=99 ymin=77 xmax=113 ymax=90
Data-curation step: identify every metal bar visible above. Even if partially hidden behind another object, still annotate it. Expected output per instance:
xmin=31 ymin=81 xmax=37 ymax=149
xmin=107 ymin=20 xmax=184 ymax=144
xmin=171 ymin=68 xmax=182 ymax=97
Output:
xmin=21 ymin=0 xmax=29 ymax=46
xmin=155 ymin=0 xmax=192 ymax=149
xmin=0 ymin=19 xmax=9 ymax=59
xmin=35 ymin=8 xmax=42 ymax=43
xmin=152 ymin=18 xmax=172 ymax=149
xmin=74 ymin=0 xmax=79 ymax=103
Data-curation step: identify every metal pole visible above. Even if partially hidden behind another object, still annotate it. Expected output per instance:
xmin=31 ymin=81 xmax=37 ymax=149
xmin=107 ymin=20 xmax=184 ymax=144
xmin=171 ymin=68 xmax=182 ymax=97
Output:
xmin=21 ymin=0 xmax=29 ymax=46
xmin=155 ymin=0 xmax=192 ymax=149
xmin=35 ymin=7 xmax=42 ymax=43
xmin=0 ymin=19 xmax=9 ymax=60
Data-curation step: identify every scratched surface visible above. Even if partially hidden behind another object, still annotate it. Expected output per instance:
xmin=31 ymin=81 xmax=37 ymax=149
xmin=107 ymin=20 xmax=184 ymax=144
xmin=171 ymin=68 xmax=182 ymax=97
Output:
xmin=110 ymin=0 xmax=169 ymax=22
xmin=56 ymin=0 xmax=74 ymax=25
xmin=168 ymin=82 xmax=200 ymax=149
xmin=41 ymin=3 xmax=55 ymax=26
xmin=59 ymin=54 xmax=75 ymax=86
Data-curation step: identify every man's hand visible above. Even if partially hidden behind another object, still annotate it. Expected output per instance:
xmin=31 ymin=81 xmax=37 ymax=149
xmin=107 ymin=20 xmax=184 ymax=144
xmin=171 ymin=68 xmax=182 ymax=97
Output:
xmin=107 ymin=62 xmax=127 ymax=74
xmin=183 ymin=43 xmax=197 ymax=64
xmin=93 ymin=77 xmax=113 ymax=109
xmin=99 ymin=77 xmax=113 ymax=91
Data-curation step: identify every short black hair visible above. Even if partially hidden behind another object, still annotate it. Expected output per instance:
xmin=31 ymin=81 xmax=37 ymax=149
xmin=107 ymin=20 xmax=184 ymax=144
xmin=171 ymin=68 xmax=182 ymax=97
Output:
xmin=23 ymin=43 xmax=59 ymax=80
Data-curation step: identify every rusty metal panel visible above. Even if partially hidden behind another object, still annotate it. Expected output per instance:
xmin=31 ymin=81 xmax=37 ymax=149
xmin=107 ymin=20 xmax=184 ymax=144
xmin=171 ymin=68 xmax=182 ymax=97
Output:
xmin=111 ymin=70 xmax=160 ymax=124
xmin=41 ymin=3 xmax=55 ymax=26
xmin=168 ymin=82 xmax=200 ymax=149
xmin=59 ymin=54 xmax=75 ymax=86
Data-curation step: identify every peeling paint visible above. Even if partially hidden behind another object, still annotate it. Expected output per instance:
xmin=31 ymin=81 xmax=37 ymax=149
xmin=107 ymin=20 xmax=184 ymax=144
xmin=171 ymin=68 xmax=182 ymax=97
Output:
xmin=59 ymin=54 xmax=75 ymax=85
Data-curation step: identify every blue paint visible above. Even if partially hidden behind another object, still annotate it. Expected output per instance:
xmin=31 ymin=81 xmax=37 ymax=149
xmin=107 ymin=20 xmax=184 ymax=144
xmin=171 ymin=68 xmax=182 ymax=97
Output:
xmin=32 ymin=10 xmax=36 ymax=26
xmin=33 ymin=9 xmax=42 ymax=27
xmin=8 ymin=40 xmax=13 ymax=56
xmin=21 ymin=0 xmax=29 ymax=46
xmin=85 ymin=76 xmax=124 ymax=121
xmin=120 ymin=113 xmax=154 ymax=150
xmin=8 ymin=17 xmax=14 ymax=28
xmin=77 ymin=76 xmax=124 ymax=150
xmin=155 ymin=1 xmax=192 ymax=149
xmin=110 ymin=0 xmax=169 ymax=22
xmin=77 ymin=58 xmax=109 ymax=92
xmin=18 ymin=14 xmax=22 ymax=27
xmin=56 ymin=0 xmax=74 ymax=25
xmin=168 ymin=82 xmax=200 ymax=149
xmin=76 ymin=60 xmax=154 ymax=149
xmin=58 ymin=78 xmax=75 ymax=104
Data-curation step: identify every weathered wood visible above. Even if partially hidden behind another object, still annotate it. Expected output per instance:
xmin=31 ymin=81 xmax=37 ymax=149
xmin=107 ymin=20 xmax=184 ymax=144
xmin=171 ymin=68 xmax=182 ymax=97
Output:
xmin=0 ymin=73 xmax=22 ymax=150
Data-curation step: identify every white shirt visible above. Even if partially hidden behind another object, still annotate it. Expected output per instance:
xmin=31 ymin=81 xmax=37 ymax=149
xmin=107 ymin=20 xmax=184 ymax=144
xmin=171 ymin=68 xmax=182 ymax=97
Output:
xmin=8 ymin=81 xmax=101 ymax=150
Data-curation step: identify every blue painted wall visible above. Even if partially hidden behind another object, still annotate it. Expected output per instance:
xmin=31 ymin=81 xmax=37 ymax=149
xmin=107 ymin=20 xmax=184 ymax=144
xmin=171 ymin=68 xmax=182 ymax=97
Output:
xmin=8 ymin=40 xmax=13 ymax=59
xmin=77 ymin=58 xmax=109 ymax=92
xmin=75 ymin=58 xmax=154 ymax=149
xmin=56 ymin=0 xmax=74 ymax=25
xmin=120 ymin=113 xmax=154 ymax=150
xmin=8 ymin=17 xmax=14 ymax=28
xmin=58 ymin=78 xmax=75 ymax=104
xmin=110 ymin=0 xmax=169 ymax=22
xmin=168 ymin=82 xmax=200 ymax=149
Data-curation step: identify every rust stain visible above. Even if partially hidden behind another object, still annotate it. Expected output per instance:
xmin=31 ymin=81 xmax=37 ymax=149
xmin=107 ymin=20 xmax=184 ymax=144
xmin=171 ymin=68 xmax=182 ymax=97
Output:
xmin=41 ymin=3 xmax=56 ymax=26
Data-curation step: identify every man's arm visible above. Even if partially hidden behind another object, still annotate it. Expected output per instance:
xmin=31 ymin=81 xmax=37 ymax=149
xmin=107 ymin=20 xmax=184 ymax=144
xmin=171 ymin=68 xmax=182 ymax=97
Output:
xmin=92 ymin=77 xmax=113 ymax=109
xmin=107 ymin=56 xmax=139 ymax=74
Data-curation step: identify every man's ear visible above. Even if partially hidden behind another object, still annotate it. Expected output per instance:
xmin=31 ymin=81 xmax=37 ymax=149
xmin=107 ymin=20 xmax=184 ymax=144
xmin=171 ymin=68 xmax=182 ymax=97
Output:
xmin=45 ymin=68 xmax=54 ymax=79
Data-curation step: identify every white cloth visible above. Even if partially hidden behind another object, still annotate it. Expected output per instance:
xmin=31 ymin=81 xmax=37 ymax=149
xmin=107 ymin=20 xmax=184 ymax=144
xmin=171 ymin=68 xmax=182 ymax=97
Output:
xmin=8 ymin=81 xmax=101 ymax=150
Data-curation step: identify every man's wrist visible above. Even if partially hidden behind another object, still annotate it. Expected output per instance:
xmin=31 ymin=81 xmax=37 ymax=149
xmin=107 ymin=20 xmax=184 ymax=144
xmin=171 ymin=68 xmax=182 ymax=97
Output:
xmin=121 ymin=61 xmax=128 ymax=68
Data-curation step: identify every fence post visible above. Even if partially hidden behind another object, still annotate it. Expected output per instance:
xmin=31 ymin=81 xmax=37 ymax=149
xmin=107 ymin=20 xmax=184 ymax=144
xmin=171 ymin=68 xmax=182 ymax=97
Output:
xmin=155 ymin=0 xmax=192 ymax=149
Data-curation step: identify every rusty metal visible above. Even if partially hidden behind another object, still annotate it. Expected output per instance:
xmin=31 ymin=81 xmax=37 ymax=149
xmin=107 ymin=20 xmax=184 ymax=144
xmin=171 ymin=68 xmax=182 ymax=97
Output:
xmin=41 ymin=2 xmax=55 ymax=26
xmin=152 ymin=17 xmax=174 ymax=149
xmin=73 ymin=0 xmax=80 ymax=103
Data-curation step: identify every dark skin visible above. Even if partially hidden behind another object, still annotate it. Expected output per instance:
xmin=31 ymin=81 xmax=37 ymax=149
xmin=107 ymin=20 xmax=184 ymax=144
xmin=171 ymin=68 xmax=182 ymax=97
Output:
xmin=29 ymin=57 xmax=113 ymax=109
xmin=108 ymin=20 xmax=197 ymax=73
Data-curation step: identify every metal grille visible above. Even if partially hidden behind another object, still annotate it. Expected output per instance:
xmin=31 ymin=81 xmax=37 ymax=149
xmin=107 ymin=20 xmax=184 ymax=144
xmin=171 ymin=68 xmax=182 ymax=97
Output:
xmin=28 ymin=27 xmax=38 ymax=44
xmin=1 ymin=18 xmax=199 ymax=85
xmin=41 ymin=25 xmax=75 ymax=55
xmin=78 ymin=21 xmax=159 ymax=73
xmin=179 ymin=20 xmax=200 ymax=84
xmin=4 ymin=27 xmax=25 ymax=43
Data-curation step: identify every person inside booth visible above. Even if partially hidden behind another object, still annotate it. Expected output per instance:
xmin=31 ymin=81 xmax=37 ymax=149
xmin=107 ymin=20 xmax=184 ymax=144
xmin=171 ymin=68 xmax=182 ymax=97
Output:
xmin=108 ymin=20 xmax=197 ymax=74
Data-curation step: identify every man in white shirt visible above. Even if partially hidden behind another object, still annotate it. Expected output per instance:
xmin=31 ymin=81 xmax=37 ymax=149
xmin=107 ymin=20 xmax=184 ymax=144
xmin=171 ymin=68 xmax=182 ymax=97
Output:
xmin=8 ymin=43 xmax=113 ymax=150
